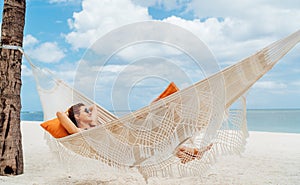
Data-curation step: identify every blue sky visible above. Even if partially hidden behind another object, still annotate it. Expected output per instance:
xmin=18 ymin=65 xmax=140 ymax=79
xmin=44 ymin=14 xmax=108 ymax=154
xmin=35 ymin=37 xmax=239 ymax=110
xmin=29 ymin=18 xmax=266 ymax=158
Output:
xmin=0 ymin=0 xmax=299 ymax=111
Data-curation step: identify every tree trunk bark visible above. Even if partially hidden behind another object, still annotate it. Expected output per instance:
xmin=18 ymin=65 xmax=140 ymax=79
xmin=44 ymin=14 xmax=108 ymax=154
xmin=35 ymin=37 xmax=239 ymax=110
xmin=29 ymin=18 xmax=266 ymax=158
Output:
xmin=0 ymin=0 xmax=26 ymax=175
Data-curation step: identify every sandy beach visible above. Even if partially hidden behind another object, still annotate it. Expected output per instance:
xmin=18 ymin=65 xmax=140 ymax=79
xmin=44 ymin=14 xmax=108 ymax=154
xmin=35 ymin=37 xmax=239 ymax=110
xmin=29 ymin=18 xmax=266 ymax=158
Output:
xmin=0 ymin=121 xmax=299 ymax=185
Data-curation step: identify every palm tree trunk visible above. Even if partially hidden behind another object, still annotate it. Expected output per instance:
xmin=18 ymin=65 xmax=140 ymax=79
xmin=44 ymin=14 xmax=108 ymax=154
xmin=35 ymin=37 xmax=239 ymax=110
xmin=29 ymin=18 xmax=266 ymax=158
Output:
xmin=0 ymin=0 xmax=26 ymax=175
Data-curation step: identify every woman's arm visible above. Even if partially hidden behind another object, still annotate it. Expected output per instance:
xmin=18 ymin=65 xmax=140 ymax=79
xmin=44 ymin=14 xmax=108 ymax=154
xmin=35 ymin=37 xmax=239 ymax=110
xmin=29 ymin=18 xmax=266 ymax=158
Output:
xmin=56 ymin=111 xmax=81 ymax=134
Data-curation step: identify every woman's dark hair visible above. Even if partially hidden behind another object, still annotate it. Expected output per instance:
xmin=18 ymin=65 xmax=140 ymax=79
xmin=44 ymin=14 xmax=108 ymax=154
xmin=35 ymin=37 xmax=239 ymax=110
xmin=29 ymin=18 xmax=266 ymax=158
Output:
xmin=67 ymin=103 xmax=85 ymax=127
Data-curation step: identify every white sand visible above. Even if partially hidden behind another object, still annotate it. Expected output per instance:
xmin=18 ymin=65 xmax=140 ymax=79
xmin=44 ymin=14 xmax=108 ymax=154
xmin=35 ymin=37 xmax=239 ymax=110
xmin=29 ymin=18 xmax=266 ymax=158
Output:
xmin=1 ymin=121 xmax=300 ymax=185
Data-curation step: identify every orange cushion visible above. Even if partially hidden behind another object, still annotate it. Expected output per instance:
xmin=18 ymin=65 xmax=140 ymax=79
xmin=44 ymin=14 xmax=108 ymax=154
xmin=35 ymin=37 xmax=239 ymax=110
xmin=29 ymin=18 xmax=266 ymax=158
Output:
xmin=153 ymin=82 xmax=179 ymax=102
xmin=40 ymin=118 xmax=69 ymax=138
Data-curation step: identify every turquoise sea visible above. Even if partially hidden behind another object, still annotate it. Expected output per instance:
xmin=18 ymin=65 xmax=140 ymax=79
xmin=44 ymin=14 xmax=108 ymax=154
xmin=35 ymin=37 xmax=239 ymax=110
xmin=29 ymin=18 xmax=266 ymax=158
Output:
xmin=246 ymin=109 xmax=300 ymax=133
xmin=21 ymin=109 xmax=300 ymax=134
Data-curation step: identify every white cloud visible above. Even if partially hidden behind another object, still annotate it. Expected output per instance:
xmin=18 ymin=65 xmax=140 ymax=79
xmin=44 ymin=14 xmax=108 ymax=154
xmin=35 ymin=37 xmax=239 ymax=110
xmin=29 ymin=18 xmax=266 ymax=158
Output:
xmin=253 ymin=81 xmax=287 ymax=90
xmin=65 ymin=0 xmax=151 ymax=49
xmin=291 ymin=81 xmax=300 ymax=87
xmin=189 ymin=0 xmax=300 ymax=38
xmin=161 ymin=16 xmax=276 ymax=66
xmin=32 ymin=42 xmax=65 ymax=63
xmin=24 ymin=35 xmax=39 ymax=47
xmin=24 ymin=35 xmax=65 ymax=63
xmin=132 ymin=0 xmax=189 ymax=10
xmin=28 ymin=42 xmax=65 ymax=63
xmin=185 ymin=0 xmax=300 ymax=63
xmin=116 ymin=43 xmax=182 ymax=61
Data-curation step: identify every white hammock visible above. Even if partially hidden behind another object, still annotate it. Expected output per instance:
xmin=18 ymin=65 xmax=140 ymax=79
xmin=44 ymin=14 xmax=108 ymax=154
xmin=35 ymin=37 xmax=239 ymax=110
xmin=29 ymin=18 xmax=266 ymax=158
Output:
xmin=11 ymin=29 xmax=300 ymax=179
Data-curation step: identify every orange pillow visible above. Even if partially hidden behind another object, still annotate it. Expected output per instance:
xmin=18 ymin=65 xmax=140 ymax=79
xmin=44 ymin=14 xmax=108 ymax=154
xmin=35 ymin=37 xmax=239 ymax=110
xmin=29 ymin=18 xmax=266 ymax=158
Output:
xmin=40 ymin=118 xmax=69 ymax=138
xmin=153 ymin=82 xmax=179 ymax=102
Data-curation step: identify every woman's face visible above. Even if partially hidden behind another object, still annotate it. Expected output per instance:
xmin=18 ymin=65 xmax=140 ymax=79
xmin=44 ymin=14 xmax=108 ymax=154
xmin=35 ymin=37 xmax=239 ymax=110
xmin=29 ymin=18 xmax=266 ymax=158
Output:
xmin=76 ymin=106 xmax=93 ymax=125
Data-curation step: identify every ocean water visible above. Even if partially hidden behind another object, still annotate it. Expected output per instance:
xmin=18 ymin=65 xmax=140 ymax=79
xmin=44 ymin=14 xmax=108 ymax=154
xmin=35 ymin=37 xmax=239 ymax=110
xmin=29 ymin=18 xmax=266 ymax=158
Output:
xmin=246 ymin=109 xmax=300 ymax=133
xmin=21 ymin=111 xmax=44 ymax=121
xmin=21 ymin=109 xmax=300 ymax=133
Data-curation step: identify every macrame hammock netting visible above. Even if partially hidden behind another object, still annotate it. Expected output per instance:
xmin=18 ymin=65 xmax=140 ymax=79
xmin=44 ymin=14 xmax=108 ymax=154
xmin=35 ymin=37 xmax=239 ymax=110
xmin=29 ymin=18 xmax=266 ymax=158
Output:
xmin=7 ymin=29 xmax=300 ymax=180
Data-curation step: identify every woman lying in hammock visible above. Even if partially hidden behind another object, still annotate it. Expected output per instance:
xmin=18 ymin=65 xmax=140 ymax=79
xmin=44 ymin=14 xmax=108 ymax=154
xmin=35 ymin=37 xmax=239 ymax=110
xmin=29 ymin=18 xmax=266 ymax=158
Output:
xmin=57 ymin=103 xmax=98 ymax=133
xmin=56 ymin=103 xmax=213 ymax=164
